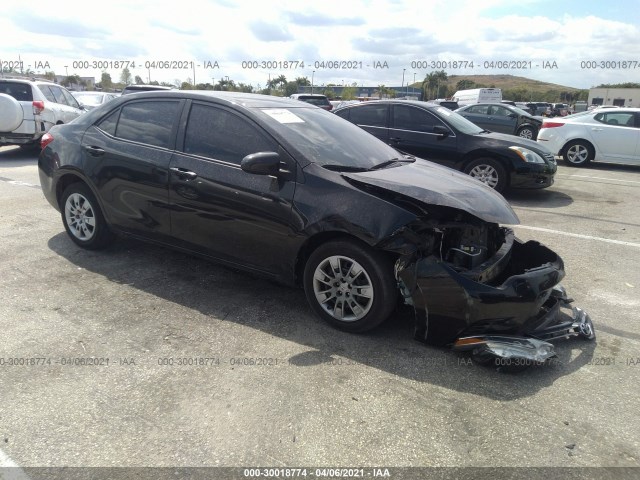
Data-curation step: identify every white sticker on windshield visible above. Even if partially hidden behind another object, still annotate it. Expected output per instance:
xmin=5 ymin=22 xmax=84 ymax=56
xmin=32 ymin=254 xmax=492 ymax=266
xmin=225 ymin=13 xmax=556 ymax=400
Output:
xmin=262 ymin=109 xmax=305 ymax=123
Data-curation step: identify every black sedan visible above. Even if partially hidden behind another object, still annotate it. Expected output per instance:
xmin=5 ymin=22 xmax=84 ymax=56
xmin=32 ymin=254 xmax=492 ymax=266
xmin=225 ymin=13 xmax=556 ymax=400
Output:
xmin=38 ymin=91 xmax=593 ymax=368
xmin=333 ymin=100 xmax=556 ymax=192
xmin=455 ymin=103 xmax=544 ymax=140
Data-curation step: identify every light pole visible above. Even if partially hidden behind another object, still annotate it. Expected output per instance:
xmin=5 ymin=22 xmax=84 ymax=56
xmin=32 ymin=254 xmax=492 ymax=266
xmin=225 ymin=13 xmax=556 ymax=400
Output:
xmin=413 ymin=72 xmax=416 ymax=96
xmin=311 ymin=70 xmax=315 ymax=94
xmin=401 ymin=69 xmax=406 ymax=98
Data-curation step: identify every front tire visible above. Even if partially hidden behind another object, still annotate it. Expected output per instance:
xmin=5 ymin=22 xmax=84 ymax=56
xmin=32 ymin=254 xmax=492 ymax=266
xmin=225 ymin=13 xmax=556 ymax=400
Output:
xmin=517 ymin=126 xmax=536 ymax=140
xmin=303 ymin=239 xmax=397 ymax=333
xmin=562 ymin=140 xmax=593 ymax=167
xmin=60 ymin=183 xmax=115 ymax=249
xmin=463 ymin=157 xmax=508 ymax=192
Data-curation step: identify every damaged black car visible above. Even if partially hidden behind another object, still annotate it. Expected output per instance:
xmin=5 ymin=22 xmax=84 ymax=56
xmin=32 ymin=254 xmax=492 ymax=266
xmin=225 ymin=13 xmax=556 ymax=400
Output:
xmin=38 ymin=91 xmax=594 ymax=367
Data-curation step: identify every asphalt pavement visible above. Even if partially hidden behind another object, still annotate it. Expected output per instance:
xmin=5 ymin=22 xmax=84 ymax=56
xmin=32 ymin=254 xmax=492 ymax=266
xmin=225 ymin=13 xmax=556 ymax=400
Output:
xmin=0 ymin=146 xmax=638 ymax=477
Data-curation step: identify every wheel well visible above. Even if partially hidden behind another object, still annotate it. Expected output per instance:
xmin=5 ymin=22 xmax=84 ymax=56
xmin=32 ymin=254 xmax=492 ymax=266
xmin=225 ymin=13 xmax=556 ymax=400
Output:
xmin=294 ymin=232 xmax=396 ymax=286
xmin=462 ymin=154 xmax=510 ymax=172
xmin=55 ymin=174 xmax=85 ymax=208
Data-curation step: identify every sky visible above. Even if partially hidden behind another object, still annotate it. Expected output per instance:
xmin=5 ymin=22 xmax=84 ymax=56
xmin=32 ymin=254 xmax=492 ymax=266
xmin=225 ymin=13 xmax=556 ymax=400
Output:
xmin=2 ymin=0 xmax=640 ymax=91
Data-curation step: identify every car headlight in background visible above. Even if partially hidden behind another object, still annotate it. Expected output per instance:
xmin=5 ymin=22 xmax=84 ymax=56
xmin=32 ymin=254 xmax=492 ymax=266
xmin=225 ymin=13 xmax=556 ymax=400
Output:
xmin=509 ymin=146 xmax=545 ymax=163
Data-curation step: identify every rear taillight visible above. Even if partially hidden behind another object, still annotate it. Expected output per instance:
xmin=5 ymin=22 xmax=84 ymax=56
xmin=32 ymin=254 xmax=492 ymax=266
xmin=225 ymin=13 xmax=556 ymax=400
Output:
xmin=541 ymin=122 xmax=564 ymax=129
xmin=32 ymin=101 xmax=45 ymax=115
xmin=41 ymin=132 xmax=54 ymax=149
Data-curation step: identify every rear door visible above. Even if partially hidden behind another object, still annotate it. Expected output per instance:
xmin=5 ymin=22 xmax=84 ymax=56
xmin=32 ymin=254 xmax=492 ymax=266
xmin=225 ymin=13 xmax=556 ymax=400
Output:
xmin=389 ymin=104 xmax=458 ymax=168
xmin=168 ymin=101 xmax=296 ymax=275
xmin=81 ymin=98 xmax=183 ymax=239
xmin=486 ymin=105 xmax=517 ymax=134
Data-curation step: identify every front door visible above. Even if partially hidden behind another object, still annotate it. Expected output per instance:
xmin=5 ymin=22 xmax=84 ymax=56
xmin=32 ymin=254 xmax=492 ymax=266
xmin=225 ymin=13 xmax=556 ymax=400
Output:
xmin=168 ymin=102 xmax=296 ymax=275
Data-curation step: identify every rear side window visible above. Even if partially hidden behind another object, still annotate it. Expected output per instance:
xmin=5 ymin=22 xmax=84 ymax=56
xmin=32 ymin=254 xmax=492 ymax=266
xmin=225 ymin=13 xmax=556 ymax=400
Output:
xmin=594 ymin=112 xmax=636 ymax=127
xmin=467 ymin=105 xmax=489 ymax=114
xmin=115 ymin=101 xmax=180 ymax=149
xmin=38 ymin=85 xmax=57 ymax=103
xmin=183 ymin=103 xmax=276 ymax=164
xmin=392 ymin=105 xmax=443 ymax=132
xmin=0 ymin=82 xmax=33 ymax=101
xmin=349 ymin=104 xmax=388 ymax=127
xmin=49 ymin=86 xmax=70 ymax=106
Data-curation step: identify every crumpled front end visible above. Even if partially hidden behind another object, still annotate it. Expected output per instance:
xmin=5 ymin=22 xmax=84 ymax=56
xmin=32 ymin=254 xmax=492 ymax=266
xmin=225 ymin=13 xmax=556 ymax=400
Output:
xmin=391 ymin=222 xmax=595 ymax=364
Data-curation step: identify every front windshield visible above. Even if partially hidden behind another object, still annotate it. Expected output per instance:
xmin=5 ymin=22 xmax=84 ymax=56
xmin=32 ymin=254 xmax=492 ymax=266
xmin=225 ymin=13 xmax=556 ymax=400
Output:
xmin=254 ymin=106 xmax=401 ymax=169
xmin=73 ymin=93 xmax=103 ymax=106
xmin=434 ymin=106 xmax=484 ymax=134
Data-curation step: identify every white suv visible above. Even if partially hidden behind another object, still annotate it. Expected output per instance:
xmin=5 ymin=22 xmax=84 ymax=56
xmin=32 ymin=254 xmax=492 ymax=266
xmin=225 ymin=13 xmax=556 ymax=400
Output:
xmin=0 ymin=78 xmax=85 ymax=148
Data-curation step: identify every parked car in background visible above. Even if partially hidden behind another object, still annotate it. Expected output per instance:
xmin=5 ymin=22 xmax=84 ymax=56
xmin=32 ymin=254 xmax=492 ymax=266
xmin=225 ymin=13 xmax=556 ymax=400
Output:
xmin=37 ymin=90 xmax=593 ymax=365
xmin=121 ymin=84 xmax=173 ymax=95
xmin=333 ymin=100 xmax=556 ymax=192
xmin=550 ymin=103 xmax=569 ymax=117
xmin=0 ymin=78 xmax=84 ymax=148
xmin=426 ymin=99 xmax=459 ymax=110
xmin=525 ymin=102 xmax=552 ymax=117
xmin=456 ymin=103 xmax=543 ymax=140
xmin=501 ymin=100 xmax=516 ymax=106
xmin=451 ymin=88 xmax=502 ymax=106
xmin=537 ymin=108 xmax=640 ymax=167
xmin=515 ymin=102 xmax=534 ymax=115
xmin=290 ymin=93 xmax=332 ymax=110
xmin=72 ymin=91 xmax=119 ymax=111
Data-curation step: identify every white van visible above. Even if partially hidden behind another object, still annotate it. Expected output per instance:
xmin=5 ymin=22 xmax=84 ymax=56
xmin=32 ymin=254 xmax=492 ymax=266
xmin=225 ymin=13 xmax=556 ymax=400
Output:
xmin=452 ymin=88 xmax=502 ymax=106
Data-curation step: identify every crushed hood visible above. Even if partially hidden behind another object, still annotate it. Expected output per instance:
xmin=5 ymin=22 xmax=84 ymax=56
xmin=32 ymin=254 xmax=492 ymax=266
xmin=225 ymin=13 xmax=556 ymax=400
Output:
xmin=342 ymin=159 xmax=520 ymax=225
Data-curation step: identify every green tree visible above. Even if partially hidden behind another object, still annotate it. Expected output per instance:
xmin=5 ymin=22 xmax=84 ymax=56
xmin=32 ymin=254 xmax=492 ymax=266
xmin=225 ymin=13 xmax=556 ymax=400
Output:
xmin=341 ymin=84 xmax=357 ymax=100
xmin=120 ymin=67 xmax=132 ymax=85
xmin=456 ymin=79 xmax=476 ymax=90
xmin=100 ymin=72 xmax=112 ymax=90
xmin=61 ymin=75 xmax=82 ymax=87
xmin=134 ymin=75 xmax=144 ymax=85
xmin=284 ymin=81 xmax=299 ymax=97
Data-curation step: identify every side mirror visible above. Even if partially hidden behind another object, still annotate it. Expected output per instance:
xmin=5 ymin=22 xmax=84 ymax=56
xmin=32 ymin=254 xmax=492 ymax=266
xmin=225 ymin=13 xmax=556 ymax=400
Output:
xmin=433 ymin=125 xmax=450 ymax=137
xmin=241 ymin=151 xmax=281 ymax=176
xmin=508 ymin=113 xmax=517 ymax=118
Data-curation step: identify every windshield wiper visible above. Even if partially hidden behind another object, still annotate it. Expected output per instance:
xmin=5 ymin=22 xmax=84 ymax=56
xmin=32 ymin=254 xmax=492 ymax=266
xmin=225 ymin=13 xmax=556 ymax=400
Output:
xmin=322 ymin=164 xmax=369 ymax=172
xmin=369 ymin=157 xmax=416 ymax=170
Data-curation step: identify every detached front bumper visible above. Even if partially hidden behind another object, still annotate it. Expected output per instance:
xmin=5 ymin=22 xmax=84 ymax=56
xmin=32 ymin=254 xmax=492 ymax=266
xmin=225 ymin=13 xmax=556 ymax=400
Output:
xmin=396 ymin=229 xmax=595 ymax=360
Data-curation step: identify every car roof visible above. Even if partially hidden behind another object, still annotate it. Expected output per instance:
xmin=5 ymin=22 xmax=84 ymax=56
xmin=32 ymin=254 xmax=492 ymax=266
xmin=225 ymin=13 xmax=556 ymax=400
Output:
xmin=99 ymin=90 xmax=319 ymax=110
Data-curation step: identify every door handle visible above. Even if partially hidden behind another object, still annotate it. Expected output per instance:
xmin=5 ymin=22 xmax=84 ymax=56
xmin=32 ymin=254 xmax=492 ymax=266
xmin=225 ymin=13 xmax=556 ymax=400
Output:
xmin=84 ymin=145 xmax=105 ymax=156
xmin=170 ymin=167 xmax=198 ymax=180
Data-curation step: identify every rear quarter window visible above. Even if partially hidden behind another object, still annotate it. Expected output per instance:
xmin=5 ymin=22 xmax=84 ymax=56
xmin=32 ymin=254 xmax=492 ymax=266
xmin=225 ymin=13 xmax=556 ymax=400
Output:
xmin=115 ymin=100 xmax=180 ymax=149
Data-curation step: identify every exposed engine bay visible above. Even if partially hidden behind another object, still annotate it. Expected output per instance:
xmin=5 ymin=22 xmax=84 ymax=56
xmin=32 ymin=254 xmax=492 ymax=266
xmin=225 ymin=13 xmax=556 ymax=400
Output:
xmin=384 ymin=215 xmax=595 ymax=369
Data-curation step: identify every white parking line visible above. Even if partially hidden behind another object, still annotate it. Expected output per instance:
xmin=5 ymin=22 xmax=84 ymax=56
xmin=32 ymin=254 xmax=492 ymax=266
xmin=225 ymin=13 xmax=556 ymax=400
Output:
xmin=556 ymin=174 xmax=640 ymax=185
xmin=515 ymin=225 xmax=640 ymax=248
xmin=0 ymin=447 xmax=31 ymax=479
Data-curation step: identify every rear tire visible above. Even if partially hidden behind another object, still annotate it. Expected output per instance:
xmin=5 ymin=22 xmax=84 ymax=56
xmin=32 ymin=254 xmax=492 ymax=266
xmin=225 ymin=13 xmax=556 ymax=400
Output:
xmin=303 ymin=239 xmax=397 ymax=333
xmin=60 ymin=183 xmax=115 ymax=249
xmin=463 ymin=157 xmax=508 ymax=192
xmin=562 ymin=140 xmax=593 ymax=167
